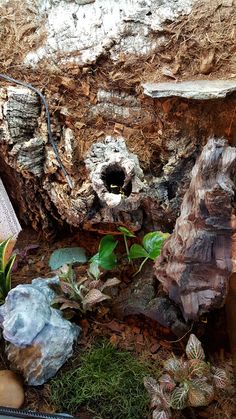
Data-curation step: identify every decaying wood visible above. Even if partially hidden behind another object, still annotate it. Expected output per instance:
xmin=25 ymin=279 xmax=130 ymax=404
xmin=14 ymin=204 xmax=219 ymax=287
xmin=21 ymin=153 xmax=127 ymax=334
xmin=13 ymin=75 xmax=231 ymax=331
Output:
xmin=0 ymin=85 xmax=199 ymax=234
xmin=154 ymin=138 xmax=236 ymax=320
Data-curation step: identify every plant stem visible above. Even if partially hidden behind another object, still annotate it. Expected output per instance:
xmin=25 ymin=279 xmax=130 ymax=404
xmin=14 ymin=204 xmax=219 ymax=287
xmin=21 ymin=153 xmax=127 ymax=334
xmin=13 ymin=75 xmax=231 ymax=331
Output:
xmin=133 ymin=257 xmax=149 ymax=277
xmin=124 ymin=236 xmax=130 ymax=261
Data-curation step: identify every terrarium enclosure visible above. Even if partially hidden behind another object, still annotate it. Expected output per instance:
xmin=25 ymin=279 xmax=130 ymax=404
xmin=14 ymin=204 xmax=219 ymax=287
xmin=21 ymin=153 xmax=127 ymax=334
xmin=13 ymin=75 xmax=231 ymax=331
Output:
xmin=0 ymin=0 xmax=235 ymax=417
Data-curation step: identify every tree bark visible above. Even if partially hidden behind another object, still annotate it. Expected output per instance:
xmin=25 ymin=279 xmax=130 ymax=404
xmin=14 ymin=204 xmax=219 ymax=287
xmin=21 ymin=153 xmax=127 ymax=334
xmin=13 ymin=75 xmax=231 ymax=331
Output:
xmin=154 ymin=138 xmax=236 ymax=320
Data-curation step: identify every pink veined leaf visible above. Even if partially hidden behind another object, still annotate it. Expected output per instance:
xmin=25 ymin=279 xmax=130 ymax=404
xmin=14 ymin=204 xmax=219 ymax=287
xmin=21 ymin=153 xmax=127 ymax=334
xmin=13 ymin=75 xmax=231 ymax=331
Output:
xmin=186 ymin=334 xmax=205 ymax=360
xmin=170 ymin=385 xmax=189 ymax=410
xmin=100 ymin=277 xmax=121 ymax=291
xmin=163 ymin=357 xmax=187 ymax=382
xmin=60 ymin=301 xmax=81 ymax=310
xmin=152 ymin=409 xmax=170 ymax=419
xmin=212 ymin=367 xmax=229 ymax=389
xmin=76 ymin=276 xmax=88 ymax=285
xmin=191 ymin=379 xmax=214 ymax=404
xmin=53 ymin=296 xmax=75 ymax=305
xmin=188 ymin=387 xmax=208 ymax=407
xmin=60 ymin=281 xmax=75 ymax=295
xmin=87 ymin=279 xmax=103 ymax=290
xmin=144 ymin=377 xmax=160 ymax=397
xmin=82 ymin=289 xmax=110 ymax=309
xmin=188 ymin=359 xmax=210 ymax=378
xmin=159 ymin=374 xmax=176 ymax=392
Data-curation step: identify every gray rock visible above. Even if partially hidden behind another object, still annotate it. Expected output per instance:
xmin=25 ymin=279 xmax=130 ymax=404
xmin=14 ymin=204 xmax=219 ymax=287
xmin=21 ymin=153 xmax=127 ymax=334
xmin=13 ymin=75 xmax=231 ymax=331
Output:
xmin=0 ymin=277 xmax=80 ymax=385
xmin=143 ymin=79 xmax=236 ymax=100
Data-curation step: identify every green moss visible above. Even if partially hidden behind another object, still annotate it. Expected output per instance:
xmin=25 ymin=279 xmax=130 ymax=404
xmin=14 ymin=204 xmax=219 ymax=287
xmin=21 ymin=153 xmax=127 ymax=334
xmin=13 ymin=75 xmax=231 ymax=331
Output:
xmin=50 ymin=342 xmax=152 ymax=418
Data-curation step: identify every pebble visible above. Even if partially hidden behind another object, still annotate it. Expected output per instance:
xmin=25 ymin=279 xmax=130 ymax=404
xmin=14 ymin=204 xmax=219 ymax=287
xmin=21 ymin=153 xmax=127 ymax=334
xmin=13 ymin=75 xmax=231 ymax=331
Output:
xmin=0 ymin=370 xmax=24 ymax=408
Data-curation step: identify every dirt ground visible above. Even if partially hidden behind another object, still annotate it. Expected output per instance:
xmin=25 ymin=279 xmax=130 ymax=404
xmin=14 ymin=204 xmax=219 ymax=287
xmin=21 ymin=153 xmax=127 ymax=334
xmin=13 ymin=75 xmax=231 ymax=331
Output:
xmin=0 ymin=228 xmax=233 ymax=418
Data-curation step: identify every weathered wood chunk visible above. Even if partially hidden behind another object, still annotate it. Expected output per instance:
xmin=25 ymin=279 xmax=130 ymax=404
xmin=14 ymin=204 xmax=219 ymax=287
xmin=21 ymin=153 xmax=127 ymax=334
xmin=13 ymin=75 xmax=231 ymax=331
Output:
xmin=154 ymin=138 xmax=236 ymax=320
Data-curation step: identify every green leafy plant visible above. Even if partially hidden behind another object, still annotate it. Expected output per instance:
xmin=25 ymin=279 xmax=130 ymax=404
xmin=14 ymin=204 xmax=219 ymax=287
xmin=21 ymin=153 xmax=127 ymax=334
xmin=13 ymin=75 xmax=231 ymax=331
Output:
xmin=0 ymin=238 xmax=16 ymax=304
xmin=144 ymin=334 xmax=230 ymax=419
xmin=88 ymin=234 xmax=118 ymax=280
xmin=49 ymin=247 xmax=87 ymax=270
xmin=117 ymin=226 xmax=136 ymax=261
xmin=51 ymin=264 xmax=120 ymax=317
xmin=50 ymin=341 xmax=151 ymax=418
xmin=129 ymin=231 xmax=169 ymax=275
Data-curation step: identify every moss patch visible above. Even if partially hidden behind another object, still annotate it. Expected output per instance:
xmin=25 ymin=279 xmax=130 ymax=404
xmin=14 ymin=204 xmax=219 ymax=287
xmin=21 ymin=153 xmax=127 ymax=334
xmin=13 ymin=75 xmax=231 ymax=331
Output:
xmin=50 ymin=342 xmax=152 ymax=418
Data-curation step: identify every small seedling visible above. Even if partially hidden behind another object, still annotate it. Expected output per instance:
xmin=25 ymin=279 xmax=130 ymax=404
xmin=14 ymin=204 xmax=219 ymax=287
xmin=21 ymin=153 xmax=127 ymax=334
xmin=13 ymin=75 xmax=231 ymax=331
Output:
xmin=88 ymin=234 xmax=118 ymax=280
xmin=51 ymin=267 xmax=120 ymax=316
xmin=144 ymin=334 xmax=230 ymax=418
xmin=117 ymin=226 xmax=136 ymax=261
xmin=129 ymin=231 xmax=169 ymax=275
xmin=0 ymin=238 xmax=16 ymax=304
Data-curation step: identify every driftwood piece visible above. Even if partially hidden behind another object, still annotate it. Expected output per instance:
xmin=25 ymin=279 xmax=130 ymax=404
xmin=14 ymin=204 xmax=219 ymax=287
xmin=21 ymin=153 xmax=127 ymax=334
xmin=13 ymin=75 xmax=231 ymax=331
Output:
xmin=154 ymin=138 xmax=236 ymax=320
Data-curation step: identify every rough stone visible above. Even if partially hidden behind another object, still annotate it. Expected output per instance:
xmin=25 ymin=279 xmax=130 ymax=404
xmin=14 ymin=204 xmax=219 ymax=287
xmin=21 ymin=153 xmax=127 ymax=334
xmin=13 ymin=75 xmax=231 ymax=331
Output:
xmin=0 ymin=370 xmax=24 ymax=408
xmin=143 ymin=79 xmax=236 ymax=100
xmin=0 ymin=277 xmax=80 ymax=385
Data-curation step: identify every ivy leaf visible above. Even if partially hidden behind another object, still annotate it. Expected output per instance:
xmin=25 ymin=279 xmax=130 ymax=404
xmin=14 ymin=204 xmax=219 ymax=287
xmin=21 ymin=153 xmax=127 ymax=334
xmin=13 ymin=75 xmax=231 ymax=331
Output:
xmin=117 ymin=226 xmax=136 ymax=237
xmin=143 ymin=232 xmax=167 ymax=260
xmin=49 ymin=247 xmax=87 ymax=270
xmin=129 ymin=244 xmax=149 ymax=259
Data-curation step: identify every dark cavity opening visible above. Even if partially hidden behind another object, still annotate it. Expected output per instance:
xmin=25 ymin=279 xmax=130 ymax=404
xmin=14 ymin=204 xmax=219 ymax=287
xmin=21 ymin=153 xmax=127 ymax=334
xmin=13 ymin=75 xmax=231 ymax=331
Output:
xmin=101 ymin=164 xmax=132 ymax=197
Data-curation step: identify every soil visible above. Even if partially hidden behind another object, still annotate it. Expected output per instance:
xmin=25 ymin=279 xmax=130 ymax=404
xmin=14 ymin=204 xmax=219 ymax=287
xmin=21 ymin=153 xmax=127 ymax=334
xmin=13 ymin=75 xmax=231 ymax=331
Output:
xmin=0 ymin=228 xmax=234 ymax=419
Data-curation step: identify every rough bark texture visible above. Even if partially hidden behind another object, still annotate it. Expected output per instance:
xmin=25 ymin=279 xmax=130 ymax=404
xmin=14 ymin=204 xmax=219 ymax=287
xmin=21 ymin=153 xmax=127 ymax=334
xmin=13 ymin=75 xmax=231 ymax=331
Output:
xmin=0 ymin=0 xmax=236 ymax=236
xmin=0 ymin=84 xmax=200 ymax=234
xmin=154 ymin=138 xmax=236 ymax=320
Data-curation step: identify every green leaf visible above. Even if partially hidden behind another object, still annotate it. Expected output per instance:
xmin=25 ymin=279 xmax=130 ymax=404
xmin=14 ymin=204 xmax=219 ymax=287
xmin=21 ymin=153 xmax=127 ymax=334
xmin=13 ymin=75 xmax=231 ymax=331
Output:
xmin=117 ymin=226 xmax=136 ymax=237
xmin=88 ymin=260 xmax=100 ymax=280
xmin=49 ymin=247 xmax=87 ymax=270
xmin=4 ymin=254 xmax=16 ymax=295
xmin=99 ymin=253 xmax=117 ymax=270
xmin=99 ymin=235 xmax=118 ymax=259
xmin=142 ymin=232 xmax=166 ymax=260
xmin=0 ymin=237 xmax=12 ymax=270
xmin=129 ymin=244 xmax=149 ymax=259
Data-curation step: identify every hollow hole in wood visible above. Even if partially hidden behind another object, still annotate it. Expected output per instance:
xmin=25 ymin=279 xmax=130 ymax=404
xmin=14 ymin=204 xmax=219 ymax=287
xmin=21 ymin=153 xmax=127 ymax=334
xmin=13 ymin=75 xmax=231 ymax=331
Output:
xmin=101 ymin=164 xmax=132 ymax=196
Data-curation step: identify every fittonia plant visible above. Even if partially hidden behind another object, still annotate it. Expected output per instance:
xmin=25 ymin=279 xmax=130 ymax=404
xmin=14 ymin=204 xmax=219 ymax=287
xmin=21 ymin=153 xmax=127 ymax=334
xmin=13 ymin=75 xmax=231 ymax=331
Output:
xmin=144 ymin=334 xmax=229 ymax=419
